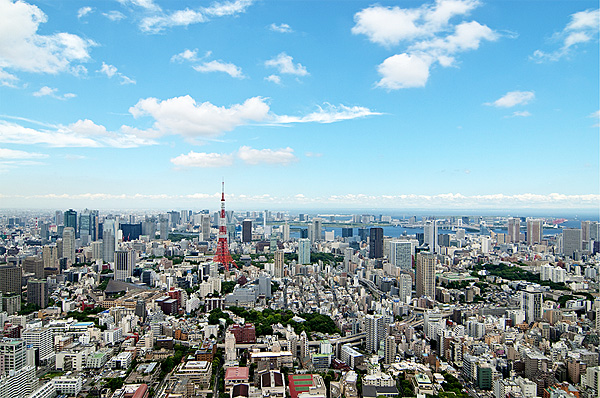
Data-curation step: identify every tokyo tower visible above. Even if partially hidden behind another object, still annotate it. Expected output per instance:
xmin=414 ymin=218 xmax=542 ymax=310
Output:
xmin=213 ymin=181 xmax=236 ymax=272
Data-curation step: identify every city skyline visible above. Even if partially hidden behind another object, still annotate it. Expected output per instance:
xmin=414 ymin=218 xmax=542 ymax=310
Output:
xmin=0 ymin=0 xmax=598 ymax=210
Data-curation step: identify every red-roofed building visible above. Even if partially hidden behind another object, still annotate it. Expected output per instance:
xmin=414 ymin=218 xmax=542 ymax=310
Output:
xmin=229 ymin=324 xmax=256 ymax=344
xmin=225 ymin=366 xmax=250 ymax=391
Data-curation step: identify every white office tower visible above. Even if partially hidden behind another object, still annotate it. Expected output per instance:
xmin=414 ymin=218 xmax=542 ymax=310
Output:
xmin=399 ymin=273 xmax=412 ymax=304
xmin=527 ymin=219 xmax=543 ymax=245
xmin=22 ymin=328 xmax=54 ymax=365
xmin=282 ymin=223 xmax=290 ymax=241
xmin=389 ymin=241 xmax=412 ymax=271
xmin=481 ymin=237 xmax=491 ymax=254
xmin=62 ymin=227 xmax=75 ymax=264
xmin=508 ymin=218 xmax=520 ymax=243
xmin=103 ymin=219 xmax=118 ymax=262
xmin=115 ymin=250 xmax=135 ymax=282
xmin=384 ymin=335 xmax=396 ymax=364
xmin=0 ymin=365 xmax=37 ymax=398
xmin=274 ymin=250 xmax=284 ymax=278
xmin=424 ymin=221 xmax=438 ymax=253
xmin=521 ymin=290 xmax=542 ymax=323
xmin=225 ymin=332 xmax=236 ymax=363
xmin=563 ymin=228 xmax=582 ymax=258
xmin=416 ymin=252 xmax=436 ymax=299
xmin=0 ymin=338 xmax=27 ymax=375
xmin=298 ymin=238 xmax=311 ymax=265
xmin=365 ymin=314 xmax=386 ymax=354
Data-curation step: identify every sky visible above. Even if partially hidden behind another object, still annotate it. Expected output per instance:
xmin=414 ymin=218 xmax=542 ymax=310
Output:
xmin=0 ymin=0 xmax=598 ymax=211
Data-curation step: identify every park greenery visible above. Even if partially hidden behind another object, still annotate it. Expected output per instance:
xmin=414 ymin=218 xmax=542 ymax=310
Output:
xmin=473 ymin=263 xmax=569 ymax=290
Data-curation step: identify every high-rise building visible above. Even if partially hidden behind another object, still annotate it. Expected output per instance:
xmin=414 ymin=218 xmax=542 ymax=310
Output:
xmin=389 ymin=241 xmax=412 ymax=270
xmin=115 ymin=250 xmax=135 ymax=282
xmin=0 ymin=338 xmax=27 ymax=375
xmin=365 ymin=314 xmax=386 ymax=353
xmin=42 ymin=245 xmax=58 ymax=269
xmin=508 ymin=218 xmax=520 ymax=243
xmin=416 ymin=252 xmax=436 ymax=299
xmin=399 ymin=273 xmax=412 ymax=304
xmin=79 ymin=209 xmax=97 ymax=244
xmin=310 ymin=218 xmax=322 ymax=243
xmin=527 ymin=218 xmax=543 ymax=245
xmin=103 ymin=219 xmax=118 ymax=262
xmin=341 ymin=228 xmax=353 ymax=238
xmin=64 ymin=209 xmax=77 ymax=235
xmin=384 ymin=335 xmax=396 ymax=365
xmin=298 ymin=238 xmax=311 ymax=265
xmin=369 ymin=227 xmax=384 ymax=259
xmin=62 ymin=227 xmax=75 ymax=264
xmin=242 ymin=220 xmax=252 ymax=243
xmin=563 ymin=228 xmax=582 ymax=258
xmin=159 ymin=214 xmax=169 ymax=240
xmin=274 ymin=250 xmax=284 ymax=278
xmin=590 ymin=221 xmax=599 ymax=241
xmin=282 ymin=223 xmax=290 ymax=241
xmin=27 ymin=279 xmax=49 ymax=309
xmin=521 ymin=290 xmax=542 ymax=323
xmin=22 ymin=328 xmax=54 ymax=364
xmin=424 ymin=221 xmax=438 ymax=253
xmin=23 ymin=256 xmax=44 ymax=279
xmin=200 ymin=214 xmax=211 ymax=241
xmin=0 ymin=265 xmax=21 ymax=296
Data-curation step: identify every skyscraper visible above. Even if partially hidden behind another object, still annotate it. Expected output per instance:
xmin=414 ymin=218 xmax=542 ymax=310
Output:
xmin=416 ymin=252 xmax=436 ymax=299
xmin=0 ymin=338 xmax=27 ymax=375
xmin=526 ymin=218 xmax=543 ymax=245
xmin=103 ymin=219 xmax=118 ymax=262
xmin=0 ymin=265 xmax=21 ymax=296
xmin=115 ymin=250 xmax=135 ymax=282
xmin=281 ymin=223 xmax=290 ymax=241
xmin=159 ymin=214 xmax=169 ymax=240
xmin=242 ymin=220 xmax=252 ymax=243
xmin=424 ymin=221 xmax=438 ymax=253
xmin=200 ymin=214 xmax=211 ymax=241
xmin=310 ymin=218 xmax=322 ymax=243
xmin=369 ymin=227 xmax=383 ymax=259
xmin=298 ymin=238 xmax=311 ymax=265
xmin=389 ymin=240 xmax=412 ymax=270
xmin=27 ymin=279 xmax=49 ymax=309
xmin=64 ymin=209 xmax=77 ymax=235
xmin=365 ymin=314 xmax=386 ymax=353
xmin=563 ymin=228 xmax=582 ymax=258
xmin=274 ymin=250 xmax=284 ymax=278
xmin=384 ymin=335 xmax=396 ymax=365
xmin=399 ymin=273 xmax=412 ymax=304
xmin=62 ymin=227 xmax=75 ymax=264
xmin=507 ymin=217 xmax=520 ymax=243
xmin=521 ymin=290 xmax=542 ymax=323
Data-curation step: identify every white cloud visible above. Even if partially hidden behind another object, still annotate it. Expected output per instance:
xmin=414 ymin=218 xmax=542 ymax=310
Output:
xmin=33 ymin=86 xmax=76 ymax=100
xmin=270 ymin=23 xmax=292 ymax=33
xmin=509 ymin=111 xmax=532 ymax=118
xmin=590 ymin=109 xmax=600 ymax=127
xmin=98 ymin=62 xmax=136 ymax=84
xmin=274 ymin=104 xmax=381 ymax=124
xmin=171 ymin=151 xmax=234 ymax=168
xmin=103 ymin=11 xmax=126 ymax=21
xmin=77 ymin=7 xmax=93 ymax=19
xmin=0 ymin=147 xmax=47 ymax=159
xmin=129 ymin=95 xmax=270 ymax=140
xmin=532 ymin=8 xmax=599 ymax=62
xmin=193 ymin=60 xmax=244 ymax=78
xmin=139 ymin=0 xmax=253 ymax=33
xmin=171 ymin=49 xmax=200 ymax=63
xmin=486 ymin=91 xmax=535 ymax=108
xmin=305 ymin=152 xmax=322 ymax=158
xmin=353 ymin=0 xmax=497 ymax=89
xmin=0 ymin=0 xmax=96 ymax=76
xmin=117 ymin=0 xmax=161 ymax=11
xmin=265 ymin=53 xmax=308 ymax=76
xmin=0 ymin=119 xmax=156 ymax=148
xmin=265 ymin=75 xmax=281 ymax=84
xmin=237 ymin=146 xmax=297 ymax=165
xmin=0 ymin=69 xmax=19 ymax=86
xmin=352 ymin=0 xmax=480 ymax=47
xmin=376 ymin=53 xmax=431 ymax=89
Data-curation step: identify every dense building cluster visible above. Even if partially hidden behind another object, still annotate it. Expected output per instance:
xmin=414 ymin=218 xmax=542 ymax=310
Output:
xmin=0 ymin=208 xmax=599 ymax=398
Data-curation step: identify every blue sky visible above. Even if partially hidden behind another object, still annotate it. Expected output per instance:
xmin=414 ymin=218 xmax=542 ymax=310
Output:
xmin=0 ymin=0 xmax=598 ymax=210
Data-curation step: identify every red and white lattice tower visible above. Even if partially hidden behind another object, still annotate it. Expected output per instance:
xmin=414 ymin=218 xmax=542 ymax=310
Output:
xmin=213 ymin=181 xmax=236 ymax=272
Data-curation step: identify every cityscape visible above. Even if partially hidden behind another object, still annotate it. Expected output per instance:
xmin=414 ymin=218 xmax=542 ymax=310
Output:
xmin=0 ymin=0 xmax=599 ymax=398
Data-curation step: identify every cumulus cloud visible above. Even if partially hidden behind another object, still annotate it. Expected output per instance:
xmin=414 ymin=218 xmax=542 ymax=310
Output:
xmin=265 ymin=53 xmax=309 ymax=76
xmin=0 ymin=0 xmax=96 ymax=77
xmin=265 ymin=75 xmax=281 ymax=84
xmin=237 ymin=146 xmax=297 ymax=165
xmin=98 ymin=62 xmax=136 ymax=85
xmin=193 ymin=60 xmax=244 ymax=78
xmin=103 ymin=11 xmax=126 ymax=21
xmin=171 ymin=49 xmax=201 ymax=63
xmin=273 ymin=104 xmax=381 ymax=124
xmin=486 ymin=91 xmax=535 ymax=108
xmin=77 ymin=6 xmax=93 ymax=19
xmin=171 ymin=151 xmax=234 ymax=168
xmin=0 ymin=147 xmax=47 ymax=159
xmin=33 ymin=86 xmax=76 ymax=100
xmin=270 ymin=23 xmax=292 ymax=33
xmin=352 ymin=0 xmax=498 ymax=89
xmin=532 ymin=8 xmax=599 ymax=62
xmin=0 ymin=119 xmax=157 ymax=148
xmin=139 ymin=0 xmax=253 ymax=33
xmin=117 ymin=0 xmax=161 ymax=11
